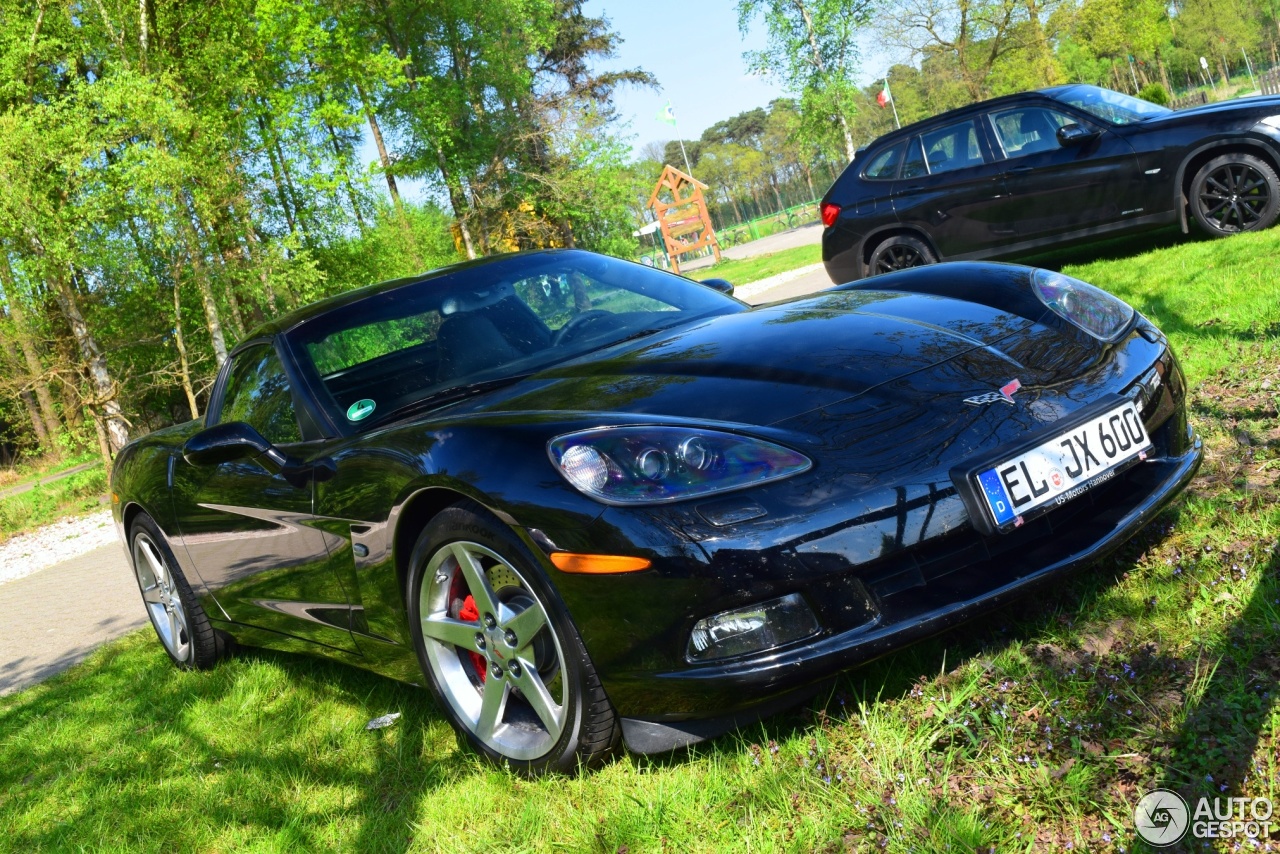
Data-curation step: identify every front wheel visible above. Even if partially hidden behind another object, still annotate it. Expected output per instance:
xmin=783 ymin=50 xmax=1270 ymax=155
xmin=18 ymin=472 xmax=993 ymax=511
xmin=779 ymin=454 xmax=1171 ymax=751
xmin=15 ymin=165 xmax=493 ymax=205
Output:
xmin=128 ymin=513 xmax=226 ymax=669
xmin=868 ymin=234 xmax=937 ymax=276
xmin=1190 ymin=153 xmax=1280 ymax=236
xmin=406 ymin=504 xmax=619 ymax=774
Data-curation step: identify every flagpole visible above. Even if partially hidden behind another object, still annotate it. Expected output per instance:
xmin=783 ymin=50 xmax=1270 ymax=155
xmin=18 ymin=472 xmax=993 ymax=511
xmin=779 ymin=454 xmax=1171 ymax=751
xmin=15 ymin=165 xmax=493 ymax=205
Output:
xmin=676 ymin=129 xmax=694 ymax=178
xmin=885 ymin=74 xmax=901 ymax=130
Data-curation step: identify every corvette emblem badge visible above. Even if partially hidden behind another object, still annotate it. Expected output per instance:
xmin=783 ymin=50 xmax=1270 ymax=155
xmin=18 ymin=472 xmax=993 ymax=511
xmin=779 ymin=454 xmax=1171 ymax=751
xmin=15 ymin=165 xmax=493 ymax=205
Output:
xmin=964 ymin=378 xmax=1022 ymax=406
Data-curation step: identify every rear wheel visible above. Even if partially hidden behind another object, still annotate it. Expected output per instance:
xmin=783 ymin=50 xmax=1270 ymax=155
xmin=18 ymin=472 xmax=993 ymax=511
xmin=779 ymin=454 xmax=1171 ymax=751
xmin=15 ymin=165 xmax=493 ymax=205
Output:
xmin=129 ymin=513 xmax=225 ymax=669
xmin=406 ymin=504 xmax=619 ymax=774
xmin=868 ymin=234 xmax=937 ymax=276
xmin=1190 ymin=153 xmax=1280 ymax=236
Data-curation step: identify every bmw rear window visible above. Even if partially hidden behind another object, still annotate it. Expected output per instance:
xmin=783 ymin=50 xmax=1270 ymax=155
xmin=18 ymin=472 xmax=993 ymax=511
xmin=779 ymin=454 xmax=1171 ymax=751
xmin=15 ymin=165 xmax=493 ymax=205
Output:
xmin=861 ymin=143 xmax=905 ymax=180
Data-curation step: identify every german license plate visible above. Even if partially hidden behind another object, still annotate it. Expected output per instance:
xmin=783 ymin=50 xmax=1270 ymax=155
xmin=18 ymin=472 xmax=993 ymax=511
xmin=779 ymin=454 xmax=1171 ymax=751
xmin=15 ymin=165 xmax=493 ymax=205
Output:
xmin=976 ymin=401 xmax=1151 ymax=529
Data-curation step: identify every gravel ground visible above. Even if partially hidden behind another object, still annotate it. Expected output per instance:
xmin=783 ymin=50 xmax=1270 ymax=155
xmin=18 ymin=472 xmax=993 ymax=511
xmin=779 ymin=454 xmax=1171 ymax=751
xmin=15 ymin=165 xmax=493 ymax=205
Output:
xmin=0 ymin=510 xmax=120 ymax=586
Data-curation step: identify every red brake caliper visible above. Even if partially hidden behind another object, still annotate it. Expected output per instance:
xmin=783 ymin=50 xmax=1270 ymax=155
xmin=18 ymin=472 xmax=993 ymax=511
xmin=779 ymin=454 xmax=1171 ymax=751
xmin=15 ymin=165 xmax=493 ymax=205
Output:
xmin=457 ymin=594 xmax=487 ymax=683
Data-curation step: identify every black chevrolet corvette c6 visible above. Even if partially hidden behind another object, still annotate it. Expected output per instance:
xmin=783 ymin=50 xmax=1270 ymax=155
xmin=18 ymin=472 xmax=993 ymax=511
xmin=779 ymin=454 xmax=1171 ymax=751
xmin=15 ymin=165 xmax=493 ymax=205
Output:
xmin=111 ymin=249 xmax=1201 ymax=773
xmin=821 ymin=84 xmax=1280 ymax=283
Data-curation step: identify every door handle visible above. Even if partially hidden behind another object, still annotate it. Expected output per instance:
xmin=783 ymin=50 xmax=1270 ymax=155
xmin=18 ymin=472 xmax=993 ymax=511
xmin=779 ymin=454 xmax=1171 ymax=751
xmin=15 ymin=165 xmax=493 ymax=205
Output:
xmin=901 ymin=185 xmax=925 ymax=193
xmin=1006 ymin=166 xmax=1036 ymax=174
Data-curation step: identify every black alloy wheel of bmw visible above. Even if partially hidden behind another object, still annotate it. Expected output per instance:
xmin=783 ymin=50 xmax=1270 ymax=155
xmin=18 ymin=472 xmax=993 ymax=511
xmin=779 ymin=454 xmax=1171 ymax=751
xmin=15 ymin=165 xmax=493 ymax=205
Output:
xmin=869 ymin=234 xmax=937 ymax=276
xmin=1190 ymin=153 xmax=1280 ymax=236
xmin=406 ymin=502 xmax=620 ymax=775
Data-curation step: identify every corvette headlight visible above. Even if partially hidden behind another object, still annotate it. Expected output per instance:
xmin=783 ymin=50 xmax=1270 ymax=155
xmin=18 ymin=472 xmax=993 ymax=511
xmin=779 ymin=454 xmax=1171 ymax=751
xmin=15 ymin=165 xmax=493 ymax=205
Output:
xmin=1032 ymin=269 xmax=1134 ymax=343
xmin=548 ymin=426 xmax=811 ymax=505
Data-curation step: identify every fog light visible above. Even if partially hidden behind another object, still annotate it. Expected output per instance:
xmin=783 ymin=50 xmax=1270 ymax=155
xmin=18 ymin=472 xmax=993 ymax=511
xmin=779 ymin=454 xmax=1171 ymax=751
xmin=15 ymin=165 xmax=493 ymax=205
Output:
xmin=686 ymin=593 xmax=820 ymax=662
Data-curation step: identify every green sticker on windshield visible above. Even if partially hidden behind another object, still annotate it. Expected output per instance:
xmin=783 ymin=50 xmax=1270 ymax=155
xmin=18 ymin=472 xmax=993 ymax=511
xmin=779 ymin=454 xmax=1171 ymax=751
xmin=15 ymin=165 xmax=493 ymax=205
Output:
xmin=346 ymin=399 xmax=376 ymax=422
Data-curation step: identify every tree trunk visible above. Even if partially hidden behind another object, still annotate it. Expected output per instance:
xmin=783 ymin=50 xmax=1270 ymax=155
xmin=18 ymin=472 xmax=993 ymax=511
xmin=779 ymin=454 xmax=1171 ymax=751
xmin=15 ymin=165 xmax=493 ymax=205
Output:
xmin=256 ymin=113 xmax=300 ymax=239
xmin=176 ymin=193 xmax=229 ymax=367
xmin=171 ymin=276 xmax=199 ymax=419
xmin=325 ymin=120 xmax=367 ymax=233
xmin=0 ymin=331 xmax=50 ymax=449
xmin=356 ymin=83 xmax=403 ymax=208
xmin=0 ymin=258 xmax=62 ymax=445
xmin=436 ymin=147 xmax=477 ymax=259
xmin=54 ymin=270 xmax=128 ymax=453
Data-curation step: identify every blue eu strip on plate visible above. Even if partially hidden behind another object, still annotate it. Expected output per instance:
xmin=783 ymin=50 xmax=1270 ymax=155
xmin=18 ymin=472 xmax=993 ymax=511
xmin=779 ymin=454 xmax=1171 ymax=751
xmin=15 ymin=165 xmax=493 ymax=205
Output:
xmin=977 ymin=467 xmax=1016 ymax=526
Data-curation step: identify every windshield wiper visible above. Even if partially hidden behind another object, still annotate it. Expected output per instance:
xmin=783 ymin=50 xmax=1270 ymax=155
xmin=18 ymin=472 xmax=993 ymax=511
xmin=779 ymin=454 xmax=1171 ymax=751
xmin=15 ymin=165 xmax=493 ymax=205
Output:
xmin=364 ymin=375 xmax=531 ymax=427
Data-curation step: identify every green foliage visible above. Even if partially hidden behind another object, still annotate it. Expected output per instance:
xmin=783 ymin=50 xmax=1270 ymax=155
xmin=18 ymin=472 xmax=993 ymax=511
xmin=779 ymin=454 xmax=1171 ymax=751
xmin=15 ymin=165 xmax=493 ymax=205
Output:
xmin=0 ymin=466 xmax=107 ymax=539
xmin=1139 ymin=82 xmax=1171 ymax=105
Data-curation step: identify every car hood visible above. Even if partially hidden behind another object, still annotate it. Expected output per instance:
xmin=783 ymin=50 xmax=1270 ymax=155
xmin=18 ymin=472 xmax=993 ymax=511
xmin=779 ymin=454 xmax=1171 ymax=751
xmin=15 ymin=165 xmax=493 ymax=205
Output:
xmin=446 ymin=287 xmax=1097 ymax=430
xmin=1140 ymin=96 xmax=1280 ymax=125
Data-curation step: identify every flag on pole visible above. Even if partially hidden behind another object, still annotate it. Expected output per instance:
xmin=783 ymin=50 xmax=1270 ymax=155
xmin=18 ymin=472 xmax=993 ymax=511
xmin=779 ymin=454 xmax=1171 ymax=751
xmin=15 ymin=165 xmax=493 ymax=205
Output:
xmin=876 ymin=87 xmax=892 ymax=108
xmin=656 ymin=101 xmax=678 ymax=126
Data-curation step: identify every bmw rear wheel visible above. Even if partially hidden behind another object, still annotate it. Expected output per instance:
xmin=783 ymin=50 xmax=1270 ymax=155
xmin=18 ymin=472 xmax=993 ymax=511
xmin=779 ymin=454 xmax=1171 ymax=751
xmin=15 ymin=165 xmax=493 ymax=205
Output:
xmin=869 ymin=234 xmax=937 ymax=276
xmin=407 ymin=504 xmax=619 ymax=774
xmin=1190 ymin=153 xmax=1280 ymax=236
xmin=128 ymin=513 xmax=225 ymax=669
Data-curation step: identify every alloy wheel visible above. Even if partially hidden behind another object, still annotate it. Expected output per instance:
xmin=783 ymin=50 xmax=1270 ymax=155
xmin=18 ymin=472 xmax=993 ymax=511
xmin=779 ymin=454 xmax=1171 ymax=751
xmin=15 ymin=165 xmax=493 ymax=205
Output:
xmin=1197 ymin=162 xmax=1271 ymax=233
xmin=132 ymin=532 xmax=192 ymax=663
xmin=873 ymin=244 xmax=926 ymax=274
xmin=418 ymin=541 xmax=567 ymax=761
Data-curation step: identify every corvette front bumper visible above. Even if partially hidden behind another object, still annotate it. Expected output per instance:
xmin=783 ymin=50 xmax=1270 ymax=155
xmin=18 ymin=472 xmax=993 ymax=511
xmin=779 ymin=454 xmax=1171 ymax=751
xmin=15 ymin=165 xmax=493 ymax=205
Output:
xmin=615 ymin=429 xmax=1201 ymax=752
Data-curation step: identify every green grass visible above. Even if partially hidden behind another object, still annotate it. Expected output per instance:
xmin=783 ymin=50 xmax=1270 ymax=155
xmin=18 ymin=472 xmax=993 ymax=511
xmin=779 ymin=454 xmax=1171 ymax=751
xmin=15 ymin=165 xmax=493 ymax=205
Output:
xmin=0 ymin=451 xmax=96 ymax=491
xmin=695 ymin=243 xmax=821 ymax=286
xmin=0 ymin=464 xmax=108 ymax=541
xmin=3 ymin=229 xmax=1280 ymax=851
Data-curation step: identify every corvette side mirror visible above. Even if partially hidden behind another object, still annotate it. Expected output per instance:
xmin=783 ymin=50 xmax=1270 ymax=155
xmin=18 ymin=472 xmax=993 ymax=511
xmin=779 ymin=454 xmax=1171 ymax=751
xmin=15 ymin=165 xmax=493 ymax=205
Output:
xmin=701 ymin=278 xmax=735 ymax=296
xmin=1057 ymin=123 xmax=1099 ymax=147
xmin=184 ymin=421 xmax=284 ymax=467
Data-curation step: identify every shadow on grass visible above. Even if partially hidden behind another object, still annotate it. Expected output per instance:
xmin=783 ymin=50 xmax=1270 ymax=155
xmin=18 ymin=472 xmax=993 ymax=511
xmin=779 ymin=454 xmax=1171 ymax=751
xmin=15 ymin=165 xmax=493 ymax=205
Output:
xmin=1153 ymin=546 xmax=1280 ymax=852
xmin=0 ymin=640 xmax=471 ymax=851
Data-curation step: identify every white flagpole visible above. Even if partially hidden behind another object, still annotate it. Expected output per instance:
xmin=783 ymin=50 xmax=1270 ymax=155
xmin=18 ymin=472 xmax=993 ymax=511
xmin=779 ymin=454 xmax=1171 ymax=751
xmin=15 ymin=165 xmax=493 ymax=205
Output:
xmin=885 ymin=74 xmax=901 ymax=130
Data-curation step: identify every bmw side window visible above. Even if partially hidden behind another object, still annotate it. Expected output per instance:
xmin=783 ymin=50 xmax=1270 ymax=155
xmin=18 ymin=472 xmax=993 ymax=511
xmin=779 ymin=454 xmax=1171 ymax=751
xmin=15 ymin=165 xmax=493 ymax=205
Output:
xmin=991 ymin=108 xmax=1078 ymax=158
xmin=216 ymin=345 xmax=303 ymax=446
xmin=862 ymin=142 xmax=905 ymax=180
xmin=901 ymin=137 xmax=927 ymax=178
xmin=920 ymin=120 xmax=984 ymax=175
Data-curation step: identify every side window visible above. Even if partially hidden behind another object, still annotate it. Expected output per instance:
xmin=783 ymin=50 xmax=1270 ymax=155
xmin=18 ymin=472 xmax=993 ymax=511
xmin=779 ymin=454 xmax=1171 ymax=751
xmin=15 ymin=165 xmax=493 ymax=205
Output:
xmin=862 ymin=142 xmax=905 ymax=180
xmin=901 ymin=137 xmax=927 ymax=179
xmin=990 ymin=107 xmax=1077 ymax=158
xmin=920 ymin=120 xmax=985 ymax=175
xmin=217 ymin=345 xmax=303 ymax=446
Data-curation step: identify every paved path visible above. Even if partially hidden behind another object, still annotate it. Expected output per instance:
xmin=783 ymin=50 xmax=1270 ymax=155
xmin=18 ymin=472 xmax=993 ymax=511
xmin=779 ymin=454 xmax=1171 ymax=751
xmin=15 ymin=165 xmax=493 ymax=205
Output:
xmin=0 ymin=542 xmax=141 ymax=696
xmin=740 ymin=264 xmax=833 ymax=305
xmin=0 ymin=461 xmax=98 ymax=500
xmin=681 ymin=221 xmax=824 ymax=273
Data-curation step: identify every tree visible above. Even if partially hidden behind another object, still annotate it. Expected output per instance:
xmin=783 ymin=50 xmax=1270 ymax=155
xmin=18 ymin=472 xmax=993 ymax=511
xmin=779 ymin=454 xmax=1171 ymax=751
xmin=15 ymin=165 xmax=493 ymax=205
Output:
xmin=737 ymin=0 xmax=876 ymax=163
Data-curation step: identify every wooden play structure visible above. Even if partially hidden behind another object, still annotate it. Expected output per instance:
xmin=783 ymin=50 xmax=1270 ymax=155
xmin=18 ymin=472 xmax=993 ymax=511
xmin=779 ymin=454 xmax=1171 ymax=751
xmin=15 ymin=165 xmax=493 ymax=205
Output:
xmin=647 ymin=165 xmax=721 ymax=274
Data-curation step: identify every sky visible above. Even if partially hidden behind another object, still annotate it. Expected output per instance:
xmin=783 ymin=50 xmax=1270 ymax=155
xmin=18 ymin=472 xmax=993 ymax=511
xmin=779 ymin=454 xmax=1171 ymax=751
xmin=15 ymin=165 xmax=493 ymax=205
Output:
xmin=586 ymin=0 xmax=898 ymax=159
xmin=584 ymin=0 xmax=787 ymax=157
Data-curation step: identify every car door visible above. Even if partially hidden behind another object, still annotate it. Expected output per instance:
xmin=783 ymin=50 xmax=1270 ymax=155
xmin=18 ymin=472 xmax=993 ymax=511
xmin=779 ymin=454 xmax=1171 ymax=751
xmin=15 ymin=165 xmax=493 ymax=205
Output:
xmin=891 ymin=118 xmax=1012 ymax=258
xmin=983 ymin=104 xmax=1142 ymax=240
xmin=170 ymin=340 xmax=360 ymax=653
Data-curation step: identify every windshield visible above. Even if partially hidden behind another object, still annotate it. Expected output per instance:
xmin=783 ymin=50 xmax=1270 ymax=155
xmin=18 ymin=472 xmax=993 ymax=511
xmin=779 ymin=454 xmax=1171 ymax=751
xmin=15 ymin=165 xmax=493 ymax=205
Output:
xmin=1049 ymin=85 xmax=1170 ymax=125
xmin=287 ymin=250 xmax=744 ymax=429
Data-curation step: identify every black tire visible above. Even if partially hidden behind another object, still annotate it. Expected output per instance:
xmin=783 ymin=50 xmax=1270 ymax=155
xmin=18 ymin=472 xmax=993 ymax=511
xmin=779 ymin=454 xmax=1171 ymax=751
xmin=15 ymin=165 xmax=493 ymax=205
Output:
xmin=128 ymin=513 xmax=226 ymax=670
xmin=406 ymin=503 xmax=619 ymax=775
xmin=868 ymin=234 xmax=937 ymax=276
xmin=1189 ymin=153 xmax=1280 ymax=236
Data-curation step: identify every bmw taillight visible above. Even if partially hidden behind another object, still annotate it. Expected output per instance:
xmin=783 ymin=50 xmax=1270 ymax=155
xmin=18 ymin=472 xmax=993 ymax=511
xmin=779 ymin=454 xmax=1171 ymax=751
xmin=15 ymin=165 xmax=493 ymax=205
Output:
xmin=820 ymin=202 xmax=841 ymax=228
